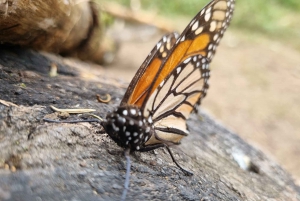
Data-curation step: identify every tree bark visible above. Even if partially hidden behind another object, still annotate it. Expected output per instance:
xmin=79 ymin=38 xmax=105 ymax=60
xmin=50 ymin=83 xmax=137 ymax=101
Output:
xmin=0 ymin=47 xmax=299 ymax=201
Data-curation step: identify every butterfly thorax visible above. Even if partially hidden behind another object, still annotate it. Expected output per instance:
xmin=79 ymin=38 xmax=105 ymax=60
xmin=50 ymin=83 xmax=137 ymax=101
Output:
xmin=103 ymin=106 xmax=153 ymax=151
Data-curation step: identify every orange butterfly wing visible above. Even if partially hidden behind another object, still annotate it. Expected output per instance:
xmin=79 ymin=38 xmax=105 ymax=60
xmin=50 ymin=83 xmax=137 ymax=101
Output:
xmin=148 ymin=0 xmax=235 ymax=101
xmin=122 ymin=0 xmax=234 ymax=109
xmin=121 ymin=33 xmax=179 ymax=107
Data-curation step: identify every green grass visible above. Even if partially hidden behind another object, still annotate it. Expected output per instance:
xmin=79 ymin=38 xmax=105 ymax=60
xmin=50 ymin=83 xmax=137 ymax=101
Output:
xmin=102 ymin=0 xmax=300 ymax=49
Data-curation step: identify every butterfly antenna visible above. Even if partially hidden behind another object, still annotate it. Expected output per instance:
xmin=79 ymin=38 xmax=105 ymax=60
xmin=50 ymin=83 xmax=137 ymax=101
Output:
xmin=121 ymin=148 xmax=131 ymax=201
xmin=165 ymin=146 xmax=193 ymax=176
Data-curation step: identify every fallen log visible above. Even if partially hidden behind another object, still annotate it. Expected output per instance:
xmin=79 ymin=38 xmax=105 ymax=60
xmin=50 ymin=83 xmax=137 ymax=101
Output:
xmin=0 ymin=47 xmax=299 ymax=200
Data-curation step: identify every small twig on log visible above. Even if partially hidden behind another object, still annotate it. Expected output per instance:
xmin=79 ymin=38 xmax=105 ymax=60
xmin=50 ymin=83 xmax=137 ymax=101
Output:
xmin=50 ymin=105 xmax=96 ymax=113
xmin=0 ymin=99 xmax=18 ymax=107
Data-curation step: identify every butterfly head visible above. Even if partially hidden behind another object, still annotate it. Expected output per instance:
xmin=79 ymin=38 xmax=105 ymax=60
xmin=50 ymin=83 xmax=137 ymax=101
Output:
xmin=103 ymin=106 xmax=153 ymax=151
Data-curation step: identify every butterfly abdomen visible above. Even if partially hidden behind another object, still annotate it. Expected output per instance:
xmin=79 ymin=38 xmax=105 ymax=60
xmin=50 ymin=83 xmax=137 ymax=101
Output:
xmin=104 ymin=106 xmax=153 ymax=151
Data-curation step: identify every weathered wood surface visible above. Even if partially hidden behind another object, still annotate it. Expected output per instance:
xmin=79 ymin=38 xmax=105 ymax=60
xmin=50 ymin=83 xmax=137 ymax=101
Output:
xmin=0 ymin=0 xmax=115 ymax=64
xmin=0 ymin=47 xmax=299 ymax=201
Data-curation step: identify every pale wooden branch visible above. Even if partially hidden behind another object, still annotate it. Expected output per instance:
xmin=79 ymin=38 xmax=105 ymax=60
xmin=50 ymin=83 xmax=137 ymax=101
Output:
xmin=101 ymin=1 xmax=174 ymax=33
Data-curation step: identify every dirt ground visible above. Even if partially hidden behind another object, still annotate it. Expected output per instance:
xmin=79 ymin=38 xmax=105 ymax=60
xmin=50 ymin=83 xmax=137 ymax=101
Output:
xmin=105 ymin=25 xmax=300 ymax=183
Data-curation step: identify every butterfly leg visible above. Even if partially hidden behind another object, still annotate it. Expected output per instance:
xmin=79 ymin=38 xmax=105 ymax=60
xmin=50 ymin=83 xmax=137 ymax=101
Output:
xmin=140 ymin=144 xmax=193 ymax=176
xmin=165 ymin=146 xmax=193 ymax=176
xmin=138 ymin=144 xmax=165 ymax=152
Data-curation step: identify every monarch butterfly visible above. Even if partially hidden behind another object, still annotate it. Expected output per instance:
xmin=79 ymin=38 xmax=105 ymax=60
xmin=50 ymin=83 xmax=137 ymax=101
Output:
xmin=45 ymin=0 xmax=234 ymax=200
xmin=102 ymin=0 xmax=235 ymax=199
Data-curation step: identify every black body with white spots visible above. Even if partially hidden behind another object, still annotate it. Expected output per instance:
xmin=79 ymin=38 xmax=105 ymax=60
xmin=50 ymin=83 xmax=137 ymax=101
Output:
xmin=103 ymin=106 xmax=154 ymax=151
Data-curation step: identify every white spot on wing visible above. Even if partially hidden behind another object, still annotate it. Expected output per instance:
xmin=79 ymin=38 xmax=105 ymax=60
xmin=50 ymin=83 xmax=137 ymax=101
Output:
xmin=207 ymin=51 xmax=212 ymax=59
xmin=160 ymin=45 xmax=164 ymax=53
xmin=210 ymin=21 xmax=217 ymax=32
xmin=159 ymin=80 xmax=165 ymax=87
xmin=176 ymin=67 xmax=182 ymax=74
xmin=148 ymin=116 xmax=153 ymax=124
xmin=206 ymin=7 xmax=212 ymax=14
xmin=195 ymin=26 xmax=204 ymax=35
xmin=156 ymin=42 xmax=162 ymax=50
xmin=189 ymin=19 xmax=196 ymax=27
xmin=205 ymin=12 xmax=211 ymax=22
xmin=184 ymin=57 xmax=191 ymax=64
xmin=213 ymin=34 xmax=219 ymax=41
xmin=200 ymin=9 xmax=205 ymax=16
xmin=163 ymin=36 xmax=167 ymax=42
xmin=191 ymin=21 xmax=199 ymax=31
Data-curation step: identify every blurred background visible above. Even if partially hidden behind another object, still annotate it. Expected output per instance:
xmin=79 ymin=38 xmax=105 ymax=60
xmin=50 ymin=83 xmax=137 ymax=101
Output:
xmin=98 ymin=0 xmax=300 ymax=183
